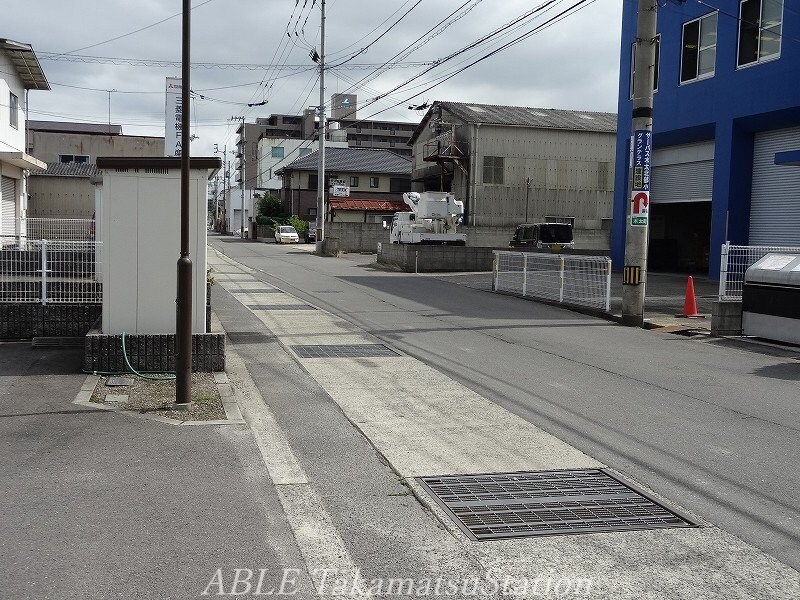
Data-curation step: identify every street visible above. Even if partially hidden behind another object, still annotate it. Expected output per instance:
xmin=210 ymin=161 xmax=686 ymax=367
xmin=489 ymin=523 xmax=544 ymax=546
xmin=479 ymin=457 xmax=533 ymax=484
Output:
xmin=209 ymin=235 xmax=800 ymax=576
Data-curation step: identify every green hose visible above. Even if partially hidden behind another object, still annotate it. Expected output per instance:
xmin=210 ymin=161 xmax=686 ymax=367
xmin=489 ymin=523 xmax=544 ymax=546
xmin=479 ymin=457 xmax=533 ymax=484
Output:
xmin=121 ymin=331 xmax=176 ymax=381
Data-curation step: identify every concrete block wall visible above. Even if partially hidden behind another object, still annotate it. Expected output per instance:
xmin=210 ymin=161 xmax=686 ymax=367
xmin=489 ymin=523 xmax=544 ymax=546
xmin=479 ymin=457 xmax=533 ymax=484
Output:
xmin=377 ymin=244 xmax=498 ymax=272
xmin=317 ymin=222 xmax=610 ymax=253
xmin=323 ymin=222 xmax=390 ymax=254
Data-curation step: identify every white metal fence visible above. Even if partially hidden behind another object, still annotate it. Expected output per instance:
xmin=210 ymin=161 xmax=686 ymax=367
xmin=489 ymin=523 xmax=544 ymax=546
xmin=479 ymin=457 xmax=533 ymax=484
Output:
xmin=0 ymin=238 xmax=102 ymax=304
xmin=493 ymin=251 xmax=612 ymax=312
xmin=18 ymin=218 xmax=95 ymax=241
xmin=719 ymin=242 xmax=800 ymax=299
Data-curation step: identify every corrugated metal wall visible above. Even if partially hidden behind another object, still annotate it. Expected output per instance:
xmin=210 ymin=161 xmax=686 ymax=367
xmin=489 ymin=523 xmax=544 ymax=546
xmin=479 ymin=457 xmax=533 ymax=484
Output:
xmin=750 ymin=126 xmax=800 ymax=245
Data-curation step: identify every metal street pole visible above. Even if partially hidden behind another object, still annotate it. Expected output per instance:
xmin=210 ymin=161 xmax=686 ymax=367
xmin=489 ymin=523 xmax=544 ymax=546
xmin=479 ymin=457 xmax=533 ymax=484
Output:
xmin=175 ymin=0 xmax=192 ymax=408
xmin=315 ymin=0 xmax=326 ymax=255
xmin=621 ymin=0 xmax=658 ymax=327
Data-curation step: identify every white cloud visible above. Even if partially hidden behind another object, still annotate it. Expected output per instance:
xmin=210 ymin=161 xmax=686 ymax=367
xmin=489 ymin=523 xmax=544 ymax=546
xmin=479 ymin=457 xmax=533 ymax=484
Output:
xmin=7 ymin=0 xmax=623 ymax=157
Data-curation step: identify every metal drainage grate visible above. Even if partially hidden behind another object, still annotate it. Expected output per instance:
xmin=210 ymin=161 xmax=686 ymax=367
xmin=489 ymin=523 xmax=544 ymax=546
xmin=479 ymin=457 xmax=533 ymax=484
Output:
xmin=418 ymin=469 xmax=695 ymax=541
xmin=291 ymin=344 xmax=400 ymax=358
xmin=31 ymin=337 xmax=84 ymax=348
xmin=226 ymin=332 xmax=277 ymax=344
xmin=247 ymin=304 xmax=316 ymax=311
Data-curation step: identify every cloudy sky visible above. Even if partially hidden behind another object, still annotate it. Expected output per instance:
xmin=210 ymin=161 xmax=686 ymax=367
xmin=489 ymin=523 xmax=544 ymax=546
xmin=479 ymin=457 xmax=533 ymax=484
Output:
xmin=7 ymin=0 xmax=623 ymax=157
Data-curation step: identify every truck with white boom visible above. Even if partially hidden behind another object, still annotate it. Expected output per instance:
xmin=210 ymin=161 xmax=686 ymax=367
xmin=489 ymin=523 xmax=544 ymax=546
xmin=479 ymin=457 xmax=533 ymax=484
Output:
xmin=389 ymin=191 xmax=466 ymax=245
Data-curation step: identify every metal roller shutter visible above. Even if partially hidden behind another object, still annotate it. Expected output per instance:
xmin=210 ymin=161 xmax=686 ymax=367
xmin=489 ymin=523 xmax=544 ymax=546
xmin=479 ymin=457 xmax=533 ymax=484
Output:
xmin=750 ymin=126 xmax=800 ymax=245
xmin=650 ymin=141 xmax=714 ymax=204
xmin=1 ymin=176 xmax=17 ymax=236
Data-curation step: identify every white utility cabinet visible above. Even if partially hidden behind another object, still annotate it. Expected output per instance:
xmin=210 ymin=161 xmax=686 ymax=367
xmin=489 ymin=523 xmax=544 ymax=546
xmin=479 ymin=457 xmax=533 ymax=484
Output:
xmin=96 ymin=157 xmax=220 ymax=335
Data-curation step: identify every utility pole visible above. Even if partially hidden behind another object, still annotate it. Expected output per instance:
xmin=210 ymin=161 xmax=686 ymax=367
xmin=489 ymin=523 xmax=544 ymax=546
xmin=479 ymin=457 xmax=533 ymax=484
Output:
xmin=231 ymin=116 xmax=246 ymax=238
xmin=175 ymin=0 xmax=192 ymax=409
xmin=315 ymin=0 xmax=326 ymax=255
xmin=621 ymin=0 xmax=657 ymax=327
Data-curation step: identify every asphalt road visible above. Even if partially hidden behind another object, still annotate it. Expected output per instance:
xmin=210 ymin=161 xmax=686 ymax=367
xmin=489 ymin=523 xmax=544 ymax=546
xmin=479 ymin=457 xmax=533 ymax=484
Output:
xmin=209 ymin=236 xmax=800 ymax=573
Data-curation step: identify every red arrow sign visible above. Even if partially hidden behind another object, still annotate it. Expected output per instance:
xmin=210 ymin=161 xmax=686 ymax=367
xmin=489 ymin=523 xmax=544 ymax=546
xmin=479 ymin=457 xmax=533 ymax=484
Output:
xmin=631 ymin=191 xmax=649 ymax=215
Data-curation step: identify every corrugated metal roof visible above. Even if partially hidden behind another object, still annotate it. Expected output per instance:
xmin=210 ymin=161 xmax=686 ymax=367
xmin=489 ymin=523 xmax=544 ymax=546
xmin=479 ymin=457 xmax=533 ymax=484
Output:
xmin=0 ymin=39 xmax=49 ymax=90
xmin=281 ymin=147 xmax=411 ymax=174
xmin=329 ymin=199 xmax=407 ymax=211
xmin=409 ymin=101 xmax=617 ymax=144
xmin=27 ymin=120 xmax=123 ymax=135
xmin=29 ymin=162 xmax=101 ymax=178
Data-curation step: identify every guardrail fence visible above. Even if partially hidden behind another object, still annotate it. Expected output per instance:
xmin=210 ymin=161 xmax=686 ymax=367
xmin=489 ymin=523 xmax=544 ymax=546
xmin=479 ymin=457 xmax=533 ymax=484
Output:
xmin=0 ymin=237 xmax=102 ymax=304
xmin=493 ymin=251 xmax=611 ymax=312
xmin=719 ymin=242 xmax=800 ymax=300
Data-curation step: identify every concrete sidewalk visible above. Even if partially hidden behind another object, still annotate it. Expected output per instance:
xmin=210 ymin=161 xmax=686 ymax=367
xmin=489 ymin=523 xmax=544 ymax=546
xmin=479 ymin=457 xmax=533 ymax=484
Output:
xmin=0 ymin=343 xmax=313 ymax=599
xmin=209 ymin=248 xmax=799 ymax=599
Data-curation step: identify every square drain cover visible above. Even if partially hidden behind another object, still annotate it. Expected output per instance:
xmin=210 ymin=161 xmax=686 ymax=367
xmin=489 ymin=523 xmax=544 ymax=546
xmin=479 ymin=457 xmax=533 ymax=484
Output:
xmin=291 ymin=344 xmax=399 ymax=358
xmin=226 ymin=332 xmax=276 ymax=344
xmin=418 ymin=469 xmax=695 ymax=541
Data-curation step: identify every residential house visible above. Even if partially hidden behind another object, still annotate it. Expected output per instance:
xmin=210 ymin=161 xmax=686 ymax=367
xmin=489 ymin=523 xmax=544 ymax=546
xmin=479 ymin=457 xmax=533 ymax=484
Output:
xmin=26 ymin=120 xmax=164 ymax=218
xmin=408 ymin=101 xmax=617 ymax=248
xmin=276 ymin=147 xmax=412 ymax=224
xmin=613 ymin=0 xmax=800 ymax=276
xmin=0 ymin=39 xmax=48 ymax=236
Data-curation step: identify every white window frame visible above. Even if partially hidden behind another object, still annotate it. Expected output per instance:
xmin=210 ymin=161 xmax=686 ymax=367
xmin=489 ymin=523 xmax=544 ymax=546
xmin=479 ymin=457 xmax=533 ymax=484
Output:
xmin=737 ymin=0 xmax=783 ymax=68
xmin=681 ymin=12 xmax=718 ymax=84
xmin=9 ymin=92 xmax=18 ymax=129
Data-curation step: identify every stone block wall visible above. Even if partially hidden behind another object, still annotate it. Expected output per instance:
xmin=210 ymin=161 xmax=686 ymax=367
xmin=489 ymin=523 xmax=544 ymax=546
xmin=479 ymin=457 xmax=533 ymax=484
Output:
xmin=0 ymin=304 xmax=102 ymax=339
xmin=84 ymin=332 xmax=225 ymax=373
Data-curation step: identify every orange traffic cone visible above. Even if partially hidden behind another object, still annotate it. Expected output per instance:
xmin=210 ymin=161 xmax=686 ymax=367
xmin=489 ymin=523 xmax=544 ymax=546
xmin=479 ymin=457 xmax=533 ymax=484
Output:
xmin=677 ymin=276 xmax=704 ymax=318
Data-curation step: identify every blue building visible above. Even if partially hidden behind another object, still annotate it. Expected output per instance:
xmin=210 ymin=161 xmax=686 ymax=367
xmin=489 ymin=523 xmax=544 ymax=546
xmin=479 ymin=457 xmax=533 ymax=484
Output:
xmin=613 ymin=0 xmax=800 ymax=278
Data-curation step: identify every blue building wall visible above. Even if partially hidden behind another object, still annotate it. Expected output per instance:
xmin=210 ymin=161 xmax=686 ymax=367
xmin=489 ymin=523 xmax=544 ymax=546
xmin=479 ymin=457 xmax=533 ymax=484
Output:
xmin=613 ymin=1 xmax=800 ymax=278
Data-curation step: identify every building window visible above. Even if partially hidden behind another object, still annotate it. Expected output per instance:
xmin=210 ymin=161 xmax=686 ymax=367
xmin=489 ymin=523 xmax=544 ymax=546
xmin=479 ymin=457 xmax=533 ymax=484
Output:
xmin=544 ymin=216 xmax=575 ymax=227
xmin=630 ymin=35 xmax=660 ymax=99
xmin=271 ymin=146 xmax=284 ymax=158
xmin=681 ymin=13 xmax=717 ymax=83
xmin=369 ymin=177 xmax=380 ymax=188
xmin=298 ymin=147 xmax=311 ymax=157
xmin=58 ymin=154 xmax=90 ymax=164
xmin=356 ymin=139 xmax=362 ymax=146
xmin=9 ymin=92 xmax=18 ymax=129
xmin=350 ymin=176 xmax=359 ymax=187
xmin=738 ymin=0 xmax=782 ymax=67
xmin=483 ymin=156 xmax=504 ymax=185
xmin=308 ymin=173 xmax=318 ymax=190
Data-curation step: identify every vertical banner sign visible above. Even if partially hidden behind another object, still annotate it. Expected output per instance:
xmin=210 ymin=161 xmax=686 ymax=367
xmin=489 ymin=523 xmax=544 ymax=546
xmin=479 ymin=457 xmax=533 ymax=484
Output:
xmin=630 ymin=129 xmax=651 ymax=227
xmin=165 ymin=77 xmax=182 ymax=157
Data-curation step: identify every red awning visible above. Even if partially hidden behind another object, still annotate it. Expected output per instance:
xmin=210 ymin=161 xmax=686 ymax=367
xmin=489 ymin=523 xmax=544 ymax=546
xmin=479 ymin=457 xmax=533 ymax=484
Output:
xmin=329 ymin=199 xmax=407 ymax=212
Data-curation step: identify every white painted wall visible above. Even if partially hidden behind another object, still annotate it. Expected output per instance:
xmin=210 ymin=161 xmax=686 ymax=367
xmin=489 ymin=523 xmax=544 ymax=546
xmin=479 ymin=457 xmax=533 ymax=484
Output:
xmin=0 ymin=53 xmax=25 ymax=154
xmin=257 ymin=137 xmax=347 ymax=189
xmin=100 ymin=168 xmax=209 ymax=334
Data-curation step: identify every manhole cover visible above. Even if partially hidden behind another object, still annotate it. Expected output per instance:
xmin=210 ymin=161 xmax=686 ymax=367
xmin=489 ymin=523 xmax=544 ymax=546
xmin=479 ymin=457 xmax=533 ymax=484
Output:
xmin=247 ymin=304 xmax=316 ymax=311
xmin=418 ymin=469 xmax=695 ymax=541
xmin=226 ymin=332 xmax=276 ymax=344
xmin=291 ymin=344 xmax=400 ymax=358
xmin=106 ymin=377 xmax=135 ymax=387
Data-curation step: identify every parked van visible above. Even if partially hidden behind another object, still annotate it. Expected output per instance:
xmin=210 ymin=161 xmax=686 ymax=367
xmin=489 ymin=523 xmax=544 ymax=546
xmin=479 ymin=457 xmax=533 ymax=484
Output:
xmin=509 ymin=222 xmax=574 ymax=250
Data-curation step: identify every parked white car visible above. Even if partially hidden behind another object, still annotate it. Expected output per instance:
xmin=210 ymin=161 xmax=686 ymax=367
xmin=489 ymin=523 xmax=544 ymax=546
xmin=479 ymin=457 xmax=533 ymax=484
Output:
xmin=275 ymin=225 xmax=300 ymax=244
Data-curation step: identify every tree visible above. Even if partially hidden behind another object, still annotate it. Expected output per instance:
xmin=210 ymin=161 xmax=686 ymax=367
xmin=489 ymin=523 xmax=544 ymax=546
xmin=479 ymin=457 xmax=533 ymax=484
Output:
xmin=256 ymin=193 xmax=284 ymax=218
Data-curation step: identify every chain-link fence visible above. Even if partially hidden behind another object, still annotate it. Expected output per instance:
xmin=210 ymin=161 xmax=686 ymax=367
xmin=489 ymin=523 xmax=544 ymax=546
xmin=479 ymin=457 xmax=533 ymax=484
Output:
xmin=493 ymin=251 xmax=611 ymax=311
xmin=719 ymin=243 xmax=800 ymax=299
xmin=0 ymin=238 xmax=102 ymax=304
